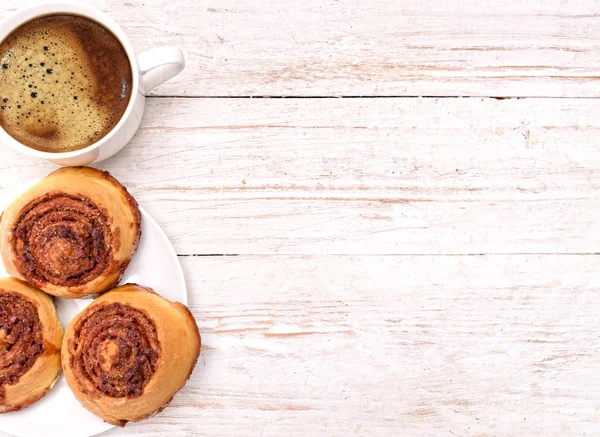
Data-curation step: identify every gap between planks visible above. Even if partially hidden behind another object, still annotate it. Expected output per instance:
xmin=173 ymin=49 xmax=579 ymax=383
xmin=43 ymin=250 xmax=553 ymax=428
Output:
xmin=145 ymin=95 xmax=600 ymax=99
xmin=177 ymin=253 xmax=600 ymax=257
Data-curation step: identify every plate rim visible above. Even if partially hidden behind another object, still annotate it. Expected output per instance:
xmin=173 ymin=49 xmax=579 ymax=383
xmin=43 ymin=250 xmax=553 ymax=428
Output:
xmin=139 ymin=206 xmax=187 ymax=305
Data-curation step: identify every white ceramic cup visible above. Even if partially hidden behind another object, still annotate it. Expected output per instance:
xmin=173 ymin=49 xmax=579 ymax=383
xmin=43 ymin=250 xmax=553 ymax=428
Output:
xmin=0 ymin=2 xmax=185 ymax=166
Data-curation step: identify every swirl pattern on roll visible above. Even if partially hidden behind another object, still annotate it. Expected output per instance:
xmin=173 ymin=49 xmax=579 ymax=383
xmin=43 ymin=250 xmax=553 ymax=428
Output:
xmin=0 ymin=292 xmax=44 ymax=401
xmin=68 ymin=302 xmax=161 ymax=398
xmin=62 ymin=284 xmax=200 ymax=426
xmin=0 ymin=167 xmax=141 ymax=299
xmin=13 ymin=193 xmax=112 ymax=289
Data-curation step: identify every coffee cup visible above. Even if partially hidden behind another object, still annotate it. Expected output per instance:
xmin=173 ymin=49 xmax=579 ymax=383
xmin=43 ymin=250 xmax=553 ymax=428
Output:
xmin=0 ymin=2 xmax=184 ymax=166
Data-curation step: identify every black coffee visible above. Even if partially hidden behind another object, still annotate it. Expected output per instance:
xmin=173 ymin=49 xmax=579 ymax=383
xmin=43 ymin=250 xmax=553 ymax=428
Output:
xmin=0 ymin=15 xmax=132 ymax=152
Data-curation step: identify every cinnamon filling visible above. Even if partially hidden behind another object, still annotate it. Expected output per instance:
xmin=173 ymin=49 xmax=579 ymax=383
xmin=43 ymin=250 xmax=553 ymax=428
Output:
xmin=69 ymin=303 xmax=160 ymax=398
xmin=11 ymin=192 xmax=113 ymax=288
xmin=0 ymin=291 xmax=44 ymax=401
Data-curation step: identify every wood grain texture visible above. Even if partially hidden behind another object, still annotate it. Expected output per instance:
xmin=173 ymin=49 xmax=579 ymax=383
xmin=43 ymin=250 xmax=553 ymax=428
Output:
xmin=37 ymin=254 xmax=600 ymax=437
xmin=0 ymin=97 xmax=598 ymax=255
xmin=1 ymin=0 xmax=599 ymax=97
xmin=0 ymin=1 xmax=598 ymax=436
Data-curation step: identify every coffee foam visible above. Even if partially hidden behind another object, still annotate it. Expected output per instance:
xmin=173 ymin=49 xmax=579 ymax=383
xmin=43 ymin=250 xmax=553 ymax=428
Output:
xmin=0 ymin=15 xmax=132 ymax=153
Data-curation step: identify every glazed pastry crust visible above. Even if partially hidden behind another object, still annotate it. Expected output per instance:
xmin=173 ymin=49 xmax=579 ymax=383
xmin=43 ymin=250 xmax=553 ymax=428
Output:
xmin=0 ymin=166 xmax=141 ymax=298
xmin=0 ymin=278 xmax=63 ymax=413
xmin=62 ymin=284 xmax=201 ymax=426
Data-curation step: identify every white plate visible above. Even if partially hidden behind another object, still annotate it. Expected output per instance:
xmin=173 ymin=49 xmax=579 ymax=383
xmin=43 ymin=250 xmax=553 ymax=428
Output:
xmin=0 ymin=198 xmax=187 ymax=437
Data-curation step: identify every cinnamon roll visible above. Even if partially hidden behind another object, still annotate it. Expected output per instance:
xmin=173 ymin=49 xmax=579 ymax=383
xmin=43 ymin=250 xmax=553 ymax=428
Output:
xmin=62 ymin=284 xmax=201 ymax=426
xmin=0 ymin=278 xmax=63 ymax=413
xmin=0 ymin=167 xmax=141 ymax=299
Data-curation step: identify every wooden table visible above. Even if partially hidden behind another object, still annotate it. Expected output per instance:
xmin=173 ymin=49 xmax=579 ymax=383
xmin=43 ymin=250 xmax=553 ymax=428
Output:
xmin=2 ymin=1 xmax=600 ymax=436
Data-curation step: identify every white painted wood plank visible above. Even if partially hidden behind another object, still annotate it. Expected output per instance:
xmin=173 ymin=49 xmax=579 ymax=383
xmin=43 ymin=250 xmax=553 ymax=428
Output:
xmin=2 ymin=0 xmax=599 ymax=97
xmin=0 ymin=97 xmax=598 ymax=255
xmin=5 ymin=254 xmax=590 ymax=437
xmin=140 ymin=195 xmax=600 ymax=255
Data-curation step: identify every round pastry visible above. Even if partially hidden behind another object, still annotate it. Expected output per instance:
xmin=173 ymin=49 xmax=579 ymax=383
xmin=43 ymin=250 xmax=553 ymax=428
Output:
xmin=62 ymin=284 xmax=201 ymax=426
xmin=0 ymin=166 xmax=141 ymax=299
xmin=0 ymin=277 xmax=63 ymax=413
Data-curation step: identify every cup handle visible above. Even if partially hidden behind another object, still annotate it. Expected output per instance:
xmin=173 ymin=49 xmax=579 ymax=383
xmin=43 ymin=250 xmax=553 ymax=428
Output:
xmin=137 ymin=47 xmax=185 ymax=94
